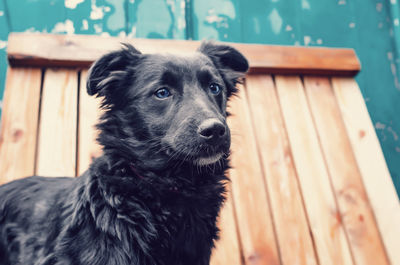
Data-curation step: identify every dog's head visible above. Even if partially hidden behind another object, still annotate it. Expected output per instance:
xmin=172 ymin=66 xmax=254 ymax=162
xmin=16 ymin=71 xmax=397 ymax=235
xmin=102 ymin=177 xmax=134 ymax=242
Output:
xmin=87 ymin=41 xmax=248 ymax=170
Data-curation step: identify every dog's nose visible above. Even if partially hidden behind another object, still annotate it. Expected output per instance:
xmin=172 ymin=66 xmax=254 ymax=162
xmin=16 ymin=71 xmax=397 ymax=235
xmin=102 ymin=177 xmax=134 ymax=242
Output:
xmin=198 ymin=119 xmax=226 ymax=143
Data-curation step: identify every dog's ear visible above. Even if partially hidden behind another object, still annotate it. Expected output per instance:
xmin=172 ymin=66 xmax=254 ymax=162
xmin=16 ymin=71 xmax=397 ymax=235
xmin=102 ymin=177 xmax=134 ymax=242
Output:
xmin=87 ymin=43 xmax=142 ymax=98
xmin=198 ymin=41 xmax=249 ymax=96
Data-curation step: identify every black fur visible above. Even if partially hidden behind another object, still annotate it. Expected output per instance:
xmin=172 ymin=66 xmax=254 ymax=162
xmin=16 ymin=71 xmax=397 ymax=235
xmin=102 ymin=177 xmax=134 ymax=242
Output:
xmin=0 ymin=41 xmax=248 ymax=265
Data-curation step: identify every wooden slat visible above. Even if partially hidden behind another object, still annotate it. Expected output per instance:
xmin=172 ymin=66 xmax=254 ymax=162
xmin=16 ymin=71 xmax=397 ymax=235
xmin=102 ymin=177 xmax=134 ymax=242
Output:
xmin=332 ymin=77 xmax=400 ymax=265
xmin=7 ymin=33 xmax=360 ymax=76
xmin=36 ymin=69 xmax=78 ymax=177
xmin=227 ymin=85 xmax=281 ymax=265
xmin=246 ymin=75 xmax=318 ymax=265
xmin=0 ymin=68 xmax=42 ymax=184
xmin=211 ymin=189 xmax=242 ymax=265
xmin=304 ymin=76 xmax=389 ymax=265
xmin=77 ymin=69 xmax=102 ymax=175
xmin=275 ymin=75 xmax=353 ymax=265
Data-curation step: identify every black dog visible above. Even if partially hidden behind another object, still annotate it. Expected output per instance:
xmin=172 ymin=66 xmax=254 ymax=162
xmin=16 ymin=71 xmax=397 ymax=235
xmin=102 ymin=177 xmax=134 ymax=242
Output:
xmin=0 ymin=41 xmax=248 ymax=265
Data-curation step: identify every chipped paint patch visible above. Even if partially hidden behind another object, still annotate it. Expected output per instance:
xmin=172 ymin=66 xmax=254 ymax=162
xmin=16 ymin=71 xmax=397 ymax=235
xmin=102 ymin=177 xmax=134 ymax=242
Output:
xmin=0 ymin=11 xmax=4 ymax=16
xmin=268 ymin=8 xmax=282 ymax=35
xmin=391 ymin=0 xmax=397 ymax=4
xmin=396 ymin=147 xmax=400 ymax=153
xmin=81 ymin=19 xmax=89 ymax=30
xmin=387 ymin=52 xmax=400 ymax=89
xmin=94 ymin=23 xmax=102 ymax=33
xmin=376 ymin=3 xmax=383 ymax=12
xmin=52 ymin=19 xmax=75 ymax=35
xmin=317 ymin=38 xmax=323 ymax=44
xmin=304 ymin=36 xmax=311 ymax=45
xmin=349 ymin=22 xmax=356 ymax=28
xmin=302 ymin=0 xmax=311 ymax=10
xmin=91 ymin=0 xmax=105 ymax=20
xmin=395 ymin=18 xmax=400 ymax=26
xmin=388 ymin=126 xmax=399 ymax=141
xmin=376 ymin=122 xmax=386 ymax=130
xmin=0 ymin=40 xmax=7 ymax=50
xmin=338 ymin=0 xmax=346 ymax=5
xmin=286 ymin=25 xmax=292 ymax=31
xmin=166 ymin=0 xmax=176 ymax=13
xmin=65 ymin=0 xmax=84 ymax=9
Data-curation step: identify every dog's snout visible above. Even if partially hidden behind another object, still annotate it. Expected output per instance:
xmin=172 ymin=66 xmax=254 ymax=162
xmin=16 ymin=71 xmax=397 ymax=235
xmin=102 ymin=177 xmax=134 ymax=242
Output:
xmin=198 ymin=119 xmax=226 ymax=143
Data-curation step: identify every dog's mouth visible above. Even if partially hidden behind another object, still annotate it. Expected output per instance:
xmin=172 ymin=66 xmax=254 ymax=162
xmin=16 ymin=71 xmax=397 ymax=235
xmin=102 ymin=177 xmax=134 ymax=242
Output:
xmin=193 ymin=152 xmax=224 ymax=166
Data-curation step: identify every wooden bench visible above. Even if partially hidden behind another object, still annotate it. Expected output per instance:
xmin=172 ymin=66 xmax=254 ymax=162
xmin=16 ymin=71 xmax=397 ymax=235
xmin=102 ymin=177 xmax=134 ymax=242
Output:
xmin=1 ymin=33 xmax=399 ymax=265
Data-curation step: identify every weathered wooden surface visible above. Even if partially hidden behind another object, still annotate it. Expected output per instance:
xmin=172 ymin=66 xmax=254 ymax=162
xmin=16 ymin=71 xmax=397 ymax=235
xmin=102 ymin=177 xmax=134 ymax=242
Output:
xmin=7 ymin=33 xmax=360 ymax=76
xmin=0 ymin=67 xmax=399 ymax=264
xmin=0 ymin=68 xmax=41 ymax=184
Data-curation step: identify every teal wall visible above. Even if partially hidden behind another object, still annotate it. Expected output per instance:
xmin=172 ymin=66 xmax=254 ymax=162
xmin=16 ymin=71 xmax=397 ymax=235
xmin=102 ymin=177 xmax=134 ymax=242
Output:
xmin=0 ymin=0 xmax=399 ymax=197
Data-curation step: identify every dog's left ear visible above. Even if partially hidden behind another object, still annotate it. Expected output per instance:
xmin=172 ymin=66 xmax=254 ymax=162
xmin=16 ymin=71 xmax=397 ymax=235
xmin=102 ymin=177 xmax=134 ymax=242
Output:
xmin=198 ymin=41 xmax=249 ymax=96
xmin=87 ymin=43 xmax=142 ymax=101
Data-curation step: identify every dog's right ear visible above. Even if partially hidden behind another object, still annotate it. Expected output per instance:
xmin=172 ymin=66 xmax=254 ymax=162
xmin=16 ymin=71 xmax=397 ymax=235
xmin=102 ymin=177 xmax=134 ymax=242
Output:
xmin=87 ymin=43 xmax=142 ymax=97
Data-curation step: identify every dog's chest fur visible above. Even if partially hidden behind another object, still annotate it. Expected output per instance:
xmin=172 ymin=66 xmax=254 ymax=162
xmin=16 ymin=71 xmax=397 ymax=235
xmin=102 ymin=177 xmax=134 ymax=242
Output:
xmin=54 ymin=159 xmax=227 ymax=265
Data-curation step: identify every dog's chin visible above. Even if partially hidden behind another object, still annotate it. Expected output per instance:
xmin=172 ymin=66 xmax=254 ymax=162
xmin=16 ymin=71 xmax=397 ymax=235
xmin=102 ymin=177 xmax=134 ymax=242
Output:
xmin=193 ymin=152 xmax=225 ymax=166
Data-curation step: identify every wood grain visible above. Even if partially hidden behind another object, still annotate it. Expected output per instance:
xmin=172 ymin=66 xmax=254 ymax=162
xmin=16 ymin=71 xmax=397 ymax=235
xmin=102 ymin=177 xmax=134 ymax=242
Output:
xmin=246 ymin=75 xmax=318 ymax=265
xmin=210 ymin=186 xmax=242 ymax=265
xmin=275 ymin=75 xmax=353 ymax=265
xmin=7 ymin=33 xmax=360 ymax=76
xmin=0 ymin=68 xmax=42 ymax=184
xmin=304 ymin=76 xmax=389 ymax=265
xmin=227 ymin=84 xmax=281 ymax=265
xmin=332 ymin=77 xmax=400 ymax=265
xmin=36 ymin=69 xmax=78 ymax=177
xmin=77 ymin=69 xmax=103 ymax=175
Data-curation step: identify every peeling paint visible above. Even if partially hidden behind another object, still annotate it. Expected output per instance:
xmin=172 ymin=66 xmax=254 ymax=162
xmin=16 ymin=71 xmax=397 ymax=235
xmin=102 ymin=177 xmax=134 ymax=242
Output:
xmin=349 ymin=22 xmax=356 ymax=28
xmin=65 ymin=0 xmax=84 ymax=9
xmin=0 ymin=11 xmax=4 ymax=16
xmin=377 ymin=3 xmax=383 ymax=12
xmin=90 ymin=0 xmax=105 ymax=20
xmin=52 ymin=19 xmax=75 ymax=35
xmin=388 ymin=126 xmax=399 ymax=141
xmin=302 ymin=0 xmax=311 ymax=10
xmin=166 ymin=0 xmax=175 ymax=13
xmin=285 ymin=25 xmax=292 ymax=31
xmin=81 ymin=19 xmax=89 ymax=30
xmin=94 ymin=23 xmax=102 ymax=33
xmin=304 ymin=35 xmax=311 ymax=45
xmin=268 ymin=9 xmax=282 ymax=35
xmin=376 ymin=122 xmax=386 ymax=130
xmin=338 ymin=0 xmax=346 ymax=5
xmin=0 ymin=40 xmax=6 ymax=49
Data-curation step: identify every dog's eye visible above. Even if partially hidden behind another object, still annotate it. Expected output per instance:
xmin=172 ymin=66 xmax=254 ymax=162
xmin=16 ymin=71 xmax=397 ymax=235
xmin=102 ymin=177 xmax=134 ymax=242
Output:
xmin=209 ymin=83 xmax=221 ymax=95
xmin=154 ymin=88 xmax=171 ymax=99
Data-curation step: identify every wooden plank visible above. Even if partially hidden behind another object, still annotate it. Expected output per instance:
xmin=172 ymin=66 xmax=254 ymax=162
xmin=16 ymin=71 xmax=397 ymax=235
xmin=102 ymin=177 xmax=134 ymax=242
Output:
xmin=210 ymin=188 xmax=242 ymax=265
xmin=7 ymin=33 xmax=360 ymax=76
xmin=227 ymin=85 xmax=280 ymax=265
xmin=77 ymin=69 xmax=102 ymax=175
xmin=332 ymin=77 xmax=400 ymax=265
xmin=0 ymin=68 xmax=42 ymax=184
xmin=245 ymin=75 xmax=318 ymax=265
xmin=36 ymin=69 xmax=78 ymax=177
xmin=275 ymin=75 xmax=353 ymax=265
xmin=304 ymin=76 xmax=389 ymax=265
